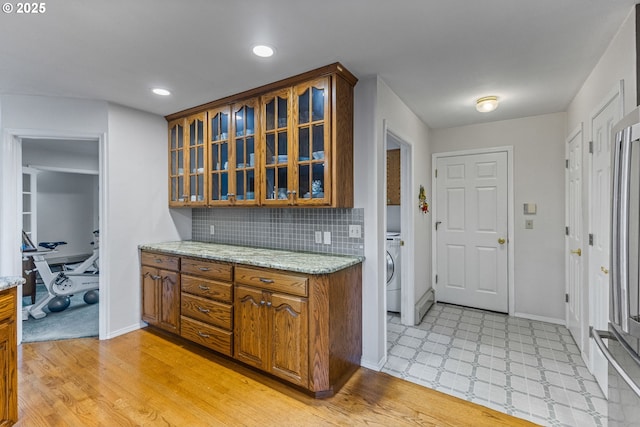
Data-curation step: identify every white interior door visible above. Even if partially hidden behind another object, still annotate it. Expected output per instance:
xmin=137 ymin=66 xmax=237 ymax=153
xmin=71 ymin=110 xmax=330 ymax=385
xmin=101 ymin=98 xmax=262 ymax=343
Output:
xmin=590 ymin=91 xmax=620 ymax=395
xmin=435 ymin=151 xmax=508 ymax=312
xmin=565 ymin=126 xmax=583 ymax=348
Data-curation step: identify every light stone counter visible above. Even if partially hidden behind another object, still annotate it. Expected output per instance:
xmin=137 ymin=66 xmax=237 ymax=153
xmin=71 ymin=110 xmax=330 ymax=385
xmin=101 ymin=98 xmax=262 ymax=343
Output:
xmin=0 ymin=276 xmax=25 ymax=292
xmin=139 ymin=241 xmax=364 ymax=274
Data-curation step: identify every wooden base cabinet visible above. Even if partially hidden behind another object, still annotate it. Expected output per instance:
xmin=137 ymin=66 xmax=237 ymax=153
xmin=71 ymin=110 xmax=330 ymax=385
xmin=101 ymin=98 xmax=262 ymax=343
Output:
xmin=140 ymin=252 xmax=180 ymax=334
xmin=234 ymin=264 xmax=361 ymax=396
xmin=0 ymin=287 xmax=17 ymax=427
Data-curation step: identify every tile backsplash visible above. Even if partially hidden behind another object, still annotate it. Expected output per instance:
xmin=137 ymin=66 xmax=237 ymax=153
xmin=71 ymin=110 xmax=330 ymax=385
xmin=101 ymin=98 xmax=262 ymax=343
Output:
xmin=192 ymin=208 xmax=364 ymax=256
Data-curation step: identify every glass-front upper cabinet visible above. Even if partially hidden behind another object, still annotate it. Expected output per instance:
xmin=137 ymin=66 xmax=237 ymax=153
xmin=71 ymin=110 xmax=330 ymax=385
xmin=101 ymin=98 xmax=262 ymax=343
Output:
xmin=261 ymin=88 xmax=292 ymax=205
xmin=231 ymin=100 xmax=259 ymax=205
xmin=186 ymin=112 xmax=207 ymax=206
xmin=294 ymin=77 xmax=330 ymax=205
xmin=168 ymin=118 xmax=186 ymax=205
xmin=208 ymin=106 xmax=230 ymax=205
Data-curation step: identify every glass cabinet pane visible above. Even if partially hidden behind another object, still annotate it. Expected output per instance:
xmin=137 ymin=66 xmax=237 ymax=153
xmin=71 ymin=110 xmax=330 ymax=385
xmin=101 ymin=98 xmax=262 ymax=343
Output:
xmin=263 ymin=91 xmax=290 ymax=202
xmin=169 ymin=121 xmax=186 ymax=203
xmin=232 ymin=102 xmax=258 ymax=204
xmin=312 ymin=86 xmax=325 ymax=121
xmin=299 ymin=89 xmax=310 ymax=124
xmin=187 ymin=114 xmax=206 ymax=202
xmin=208 ymin=108 xmax=230 ymax=203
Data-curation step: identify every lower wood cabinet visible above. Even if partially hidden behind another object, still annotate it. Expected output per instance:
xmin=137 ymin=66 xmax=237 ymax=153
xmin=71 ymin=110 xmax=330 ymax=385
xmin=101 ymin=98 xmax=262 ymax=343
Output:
xmin=235 ymin=284 xmax=309 ymax=387
xmin=140 ymin=249 xmax=362 ymax=397
xmin=0 ymin=287 xmax=17 ymax=427
xmin=140 ymin=253 xmax=180 ymax=334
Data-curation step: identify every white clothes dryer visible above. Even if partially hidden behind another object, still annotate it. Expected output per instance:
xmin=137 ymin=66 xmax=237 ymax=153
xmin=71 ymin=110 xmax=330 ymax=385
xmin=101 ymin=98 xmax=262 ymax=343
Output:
xmin=386 ymin=232 xmax=401 ymax=312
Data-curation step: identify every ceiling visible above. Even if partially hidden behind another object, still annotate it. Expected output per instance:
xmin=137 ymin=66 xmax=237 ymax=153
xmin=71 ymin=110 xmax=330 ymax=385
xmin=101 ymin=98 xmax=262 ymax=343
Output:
xmin=0 ymin=0 xmax=636 ymax=129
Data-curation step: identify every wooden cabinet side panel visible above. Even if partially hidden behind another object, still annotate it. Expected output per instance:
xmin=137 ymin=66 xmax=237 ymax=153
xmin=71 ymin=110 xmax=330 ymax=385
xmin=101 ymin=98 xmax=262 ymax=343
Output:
xmin=331 ymin=74 xmax=354 ymax=208
xmin=328 ymin=264 xmax=362 ymax=387
xmin=141 ymin=266 xmax=159 ymax=325
xmin=270 ymin=293 xmax=308 ymax=388
xmin=308 ymin=275 xmax=331 ymax=392
xmin=0 ymin=288 xmax=17 ymax=425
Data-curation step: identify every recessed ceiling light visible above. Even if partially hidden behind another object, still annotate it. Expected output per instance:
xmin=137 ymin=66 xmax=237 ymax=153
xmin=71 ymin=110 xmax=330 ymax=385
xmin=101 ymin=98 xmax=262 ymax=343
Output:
xmin=252 ymin=45 xmax=275 ymax=58
xmin=476 ymin=96 xmax=499 ymax=113
xmin=152 ymin=88 xmax=171 ymax=96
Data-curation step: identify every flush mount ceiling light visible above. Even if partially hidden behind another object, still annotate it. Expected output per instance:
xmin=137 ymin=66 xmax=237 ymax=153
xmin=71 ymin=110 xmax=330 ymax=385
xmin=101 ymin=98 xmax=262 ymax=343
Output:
xmin=152 ymin=88 xmax=171 ymax=96
xmin=252 ymin=44 xmax=275 ymax=58
xmin=476 ymin=96 xmax=499 ymax=113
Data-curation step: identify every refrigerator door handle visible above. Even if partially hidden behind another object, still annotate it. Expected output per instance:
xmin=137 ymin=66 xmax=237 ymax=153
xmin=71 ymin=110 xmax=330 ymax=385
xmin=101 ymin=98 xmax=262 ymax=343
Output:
xmin=611 ymin=129 xmax=623 ymax=326
xmin=591 ymin=327 xmax=640 ymax=398
xmin=619 ymin=127 xmax=633 ymax=333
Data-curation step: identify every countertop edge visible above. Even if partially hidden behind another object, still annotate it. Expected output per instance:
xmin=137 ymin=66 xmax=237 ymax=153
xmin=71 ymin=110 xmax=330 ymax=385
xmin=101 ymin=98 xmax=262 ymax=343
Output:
xmin=0 ymin=276 xmax=25 ymax=292
xmin=139 ymin=242 xmax=364 ymax=275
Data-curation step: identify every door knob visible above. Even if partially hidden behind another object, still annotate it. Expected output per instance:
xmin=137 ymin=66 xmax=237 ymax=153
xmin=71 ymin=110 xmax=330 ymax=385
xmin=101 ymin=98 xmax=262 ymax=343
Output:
xmin=570 ymin=248 xmax=582 ymax=256
xmin=601 ymin=266 xmax=609 ymax=274
xmin=498 ymin=238 xmax=506 ymax=245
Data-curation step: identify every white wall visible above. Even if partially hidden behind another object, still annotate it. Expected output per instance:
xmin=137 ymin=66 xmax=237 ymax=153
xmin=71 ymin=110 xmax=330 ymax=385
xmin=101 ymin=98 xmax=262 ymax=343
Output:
xmin=355 ymin=76 xmax=431 ymax=369
xmin=105 ymin=103 xmax=191 ymax=338
xmin=431 ymin=112 xmax=567 ymax=322
xmin=566 ymin=7 xmax=636 ymax=358
xmin=36 ymin=171 xmax=97 ymax=258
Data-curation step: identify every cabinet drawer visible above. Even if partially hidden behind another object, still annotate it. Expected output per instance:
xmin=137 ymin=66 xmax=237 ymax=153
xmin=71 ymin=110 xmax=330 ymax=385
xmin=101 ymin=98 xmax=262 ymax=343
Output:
xmin=181 ymin=316 xmax=232 ymax=356
xmin=141 ymin=252 xmax=179 ymax=271
xmin=235 ymin=267 xmax=308 ymax=297
xmin=181 ymin=258 xmax=232 ymax=282
xmin=181 ymin=293 xmax=232 ymax=330
xmin=181 ymin=275 xmax=232 ymax=303
xmin=0 ymin=290 xmax=15 ymax=321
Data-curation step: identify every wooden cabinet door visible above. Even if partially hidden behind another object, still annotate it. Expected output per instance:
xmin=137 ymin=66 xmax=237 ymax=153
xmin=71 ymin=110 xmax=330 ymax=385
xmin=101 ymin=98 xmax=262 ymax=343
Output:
xmin=230 ymin=100 xmax=259 ymax=205
xmin=261 ymin=88 xmax=293 ymax=205
xmin=234 ymin=285 xmax=268 ymax=369
xmin=270 ymin=292 xmax=308 ymax=387
xmin=185 ymin=112 xmax=207 ymax=206
xmin=207 ymin=106 xmax=231 ymax=205
xmin=293 ymin=77 xmax=330 ymax=206
xmin=159 ymin=270 xmax=180 ymax=333
xmin=168 ymin=119 xmax=186 ymax=206
xmin=141 ymin=266 xmax=160 ymax=325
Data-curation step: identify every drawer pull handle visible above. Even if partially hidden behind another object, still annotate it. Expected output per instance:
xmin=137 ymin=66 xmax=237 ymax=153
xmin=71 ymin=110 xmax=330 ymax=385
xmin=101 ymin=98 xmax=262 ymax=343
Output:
xmin=197 ymin=331 xmax=210 ymax=338
xmin=198 ymin=285 xmax=210 ymax=291
xmin=197 ymin=306 xmax=210 ymax=313
xmin=199 ymin=267 xmax=210 ymax=271
xmin=259 ymin=278 xmax=274 ymax=284
xmin=154 ymin=259 xmax=163 ymax=263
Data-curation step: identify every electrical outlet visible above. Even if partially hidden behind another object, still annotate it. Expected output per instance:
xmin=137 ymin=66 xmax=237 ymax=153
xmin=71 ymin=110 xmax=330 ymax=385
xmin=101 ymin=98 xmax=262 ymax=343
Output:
xmin=323 ymin=231 xmax=331 ymax=245
xmin=348 ymin=224 xmax=361 ymax=238
xmin=525 ymin=220 xmax=534 ymax=229
xmin=210 ymin=225 xmax=215 ymax=235
xmin=315 ymin=231 xmax=322 ymax=244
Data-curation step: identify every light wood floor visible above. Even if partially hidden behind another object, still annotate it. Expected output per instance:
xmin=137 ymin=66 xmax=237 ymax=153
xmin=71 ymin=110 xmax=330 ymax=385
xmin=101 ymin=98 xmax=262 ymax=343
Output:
xmin=16 ymin=328 xmax=537 ymax=426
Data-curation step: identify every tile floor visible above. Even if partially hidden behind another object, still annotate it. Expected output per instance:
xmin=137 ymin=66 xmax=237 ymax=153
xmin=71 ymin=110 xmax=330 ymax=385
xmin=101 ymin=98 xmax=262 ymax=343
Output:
xmin=383 ymin=303 xmax=607 ymax=427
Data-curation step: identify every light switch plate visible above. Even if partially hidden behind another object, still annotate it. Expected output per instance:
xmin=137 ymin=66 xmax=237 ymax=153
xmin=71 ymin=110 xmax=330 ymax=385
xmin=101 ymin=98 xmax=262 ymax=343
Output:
xmin=348 ymin=224 xmax=361 ymax=238
xmin=210 ymin=225 xmax=215 ymax=235
xmin=525 ymin=219 xmax=534 ymax=229
xmin=524 ymin=203 xmax=537 ymax=215
xmin=315 ymin=231 xmax=322 ymax=244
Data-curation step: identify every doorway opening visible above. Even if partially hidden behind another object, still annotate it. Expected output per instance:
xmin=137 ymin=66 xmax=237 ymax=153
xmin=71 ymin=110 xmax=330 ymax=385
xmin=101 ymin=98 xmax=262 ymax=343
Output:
xmin=17 ymin=136 xmax=102 ymax=343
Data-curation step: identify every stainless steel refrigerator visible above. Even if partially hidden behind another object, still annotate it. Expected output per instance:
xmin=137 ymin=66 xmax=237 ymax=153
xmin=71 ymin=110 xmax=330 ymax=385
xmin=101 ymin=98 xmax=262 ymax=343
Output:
xmin=593 ymin=107 xmax=640 ymax=426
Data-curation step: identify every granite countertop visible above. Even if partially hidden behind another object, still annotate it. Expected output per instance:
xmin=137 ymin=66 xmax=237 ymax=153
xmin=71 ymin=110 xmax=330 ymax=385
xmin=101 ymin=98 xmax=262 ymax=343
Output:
xmin=139 ymin=241 xmax=364 ymax=274
xmin=0 ymin=276 xmax=25 ymax=292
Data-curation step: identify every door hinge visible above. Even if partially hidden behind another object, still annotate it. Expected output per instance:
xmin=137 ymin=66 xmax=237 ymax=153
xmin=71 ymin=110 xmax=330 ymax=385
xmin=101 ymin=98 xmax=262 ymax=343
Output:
xmin=435 ymin=169 xmax=438 ymax=178
xmin=565 ymin=226 xmax=569 ymax=236
xmin=435 ymin=274 xmax=438 ymax=284
xmin=565 ymin=159 xmax=569 ymax=169
xmin=565 ymin=293 xmax=569 ymax=303
xmin=589 ymin=141 xmax=593 ymax=154
xmin=589 ymin=233 xmax=594 ymax=246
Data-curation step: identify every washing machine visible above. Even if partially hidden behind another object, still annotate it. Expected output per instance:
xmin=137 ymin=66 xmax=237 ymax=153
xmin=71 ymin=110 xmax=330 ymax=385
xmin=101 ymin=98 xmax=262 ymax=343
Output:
xmin=386 ymin=232 xmax=401 ymax=312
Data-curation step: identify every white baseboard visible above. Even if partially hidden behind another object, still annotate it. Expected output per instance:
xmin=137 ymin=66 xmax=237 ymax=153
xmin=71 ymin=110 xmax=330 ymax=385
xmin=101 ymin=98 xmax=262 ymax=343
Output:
xmin=102 ymin=322 xmax=141 ymax=340
xmin=513 ymin=312 xmax=564 ymax=325
xmin=361 ymin=355 xmax=386 ymax=371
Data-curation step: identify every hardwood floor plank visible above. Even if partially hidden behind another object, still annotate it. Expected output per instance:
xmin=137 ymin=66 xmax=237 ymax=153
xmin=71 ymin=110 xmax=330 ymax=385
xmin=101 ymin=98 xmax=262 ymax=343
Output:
xmin=16 ymin=329 xmax=538 ymax=426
